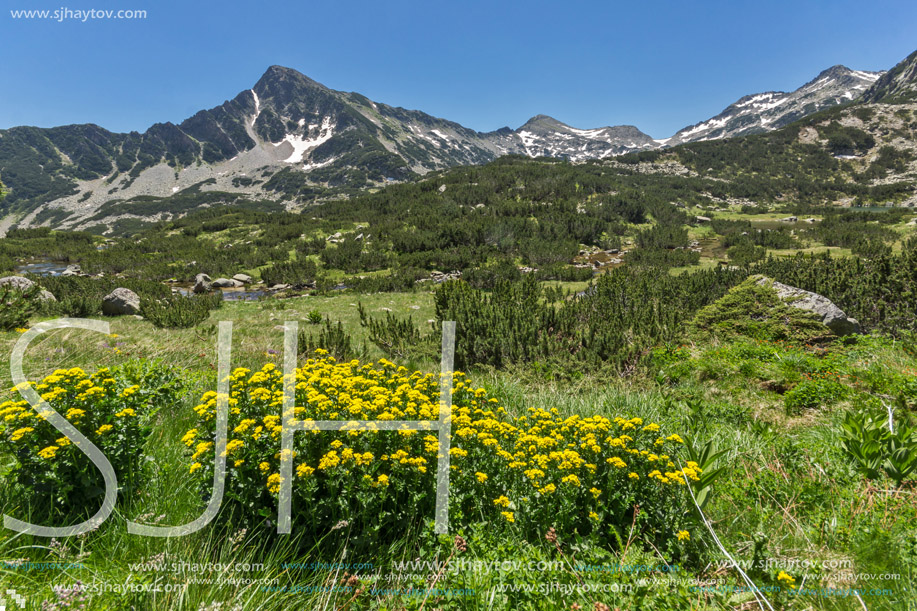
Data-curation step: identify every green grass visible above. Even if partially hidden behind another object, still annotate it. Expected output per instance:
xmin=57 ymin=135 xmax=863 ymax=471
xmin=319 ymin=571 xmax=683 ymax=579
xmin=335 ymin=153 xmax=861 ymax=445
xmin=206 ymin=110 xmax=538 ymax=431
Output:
xmin=767 ymin=245 xmax=854 ymax=258
xmin=0 ymin=292 xmax=436 ymax=391
xmin=1 ymin=297 xmax=916 ymax=610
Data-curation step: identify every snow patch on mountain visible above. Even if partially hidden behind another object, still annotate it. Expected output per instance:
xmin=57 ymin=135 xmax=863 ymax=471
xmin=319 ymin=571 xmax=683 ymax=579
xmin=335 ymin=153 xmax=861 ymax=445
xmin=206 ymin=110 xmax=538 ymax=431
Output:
xmin=251 ymin=90 xmax=261 ymax=121
xmin=303 ymin=155 xmax=339 ymax=171
xmin=276 ymin=116 xmax=334 ymax=163
xmin=567 ymin=126 xmax=608 ymax=140
xmin=852 ymin=70 xmax=881 ymax=82
xmin=518 ymin=130 xmax=538 ymax=156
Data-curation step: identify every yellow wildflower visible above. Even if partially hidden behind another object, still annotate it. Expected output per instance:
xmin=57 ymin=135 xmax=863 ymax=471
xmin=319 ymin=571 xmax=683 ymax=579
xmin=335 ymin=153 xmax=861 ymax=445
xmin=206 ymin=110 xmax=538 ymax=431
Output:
xmin=192 ymin=442 xmax=214 ymax=460
xmin=11 ymin=427 xmax=34 ymax=442
xmin=266 ymin=473 xmax=283 ymax=494
xmin=120 ymin=385 xmax=139 ymax=398
xmin=223 ymin=439 xmax=244 ymax=456
xmin=777 ymin=571 xmax=796 ymax=589
xmin=38 ymin=446 xmax=59 ymax=459
xmin=181 ymin=429 xmax=198 ymax=446
xmin=233 ymin=419 xmax=256 ymax=434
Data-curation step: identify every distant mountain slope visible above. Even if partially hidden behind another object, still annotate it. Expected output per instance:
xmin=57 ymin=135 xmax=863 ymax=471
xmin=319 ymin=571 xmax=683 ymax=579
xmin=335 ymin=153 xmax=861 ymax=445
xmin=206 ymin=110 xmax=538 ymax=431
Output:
xmin=514 ymin=115 xmax=659 ymax=160
xmin=861 ymin=49 xmax=917 ymax=103
xmin=636 ymin=100 xmax=917 ymax=210
xmin=0 ymin=64 xmax=671 ymax=232
xmin=666 ymin=66 xmax=882 ymax=145
xmin=1 ymin=52 xmax=912 ymax=234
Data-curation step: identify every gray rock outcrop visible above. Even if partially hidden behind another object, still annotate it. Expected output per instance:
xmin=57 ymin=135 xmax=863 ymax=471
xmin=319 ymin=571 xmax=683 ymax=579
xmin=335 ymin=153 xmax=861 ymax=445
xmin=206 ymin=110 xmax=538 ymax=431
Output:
xmin=212 ymin=278 xmax=243 ymax=288
xmin=0 ymin=276 xmax=56 ymax=301
xmin=754 ymin=275 xmax=860 ymax=335
xmin=102 ymin=288 xmax=141 ymax=316
xmin=192 ymin=273 xmax=212 ymax=294
xmin=0 ymin=276 xmax=35 ymax=291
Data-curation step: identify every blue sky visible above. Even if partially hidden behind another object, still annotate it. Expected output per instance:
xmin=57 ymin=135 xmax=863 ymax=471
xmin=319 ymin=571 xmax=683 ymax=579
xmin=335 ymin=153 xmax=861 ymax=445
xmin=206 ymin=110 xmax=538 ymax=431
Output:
xmin=1 ymin=0 xmax=915 ymax=138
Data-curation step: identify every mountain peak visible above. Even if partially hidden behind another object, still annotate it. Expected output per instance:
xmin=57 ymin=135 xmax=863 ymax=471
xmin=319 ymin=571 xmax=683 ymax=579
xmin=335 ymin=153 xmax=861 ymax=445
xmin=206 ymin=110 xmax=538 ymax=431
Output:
xmin=519 ymin=114 xmax=567 ymax=130
xmin=816 ymin=64 xmax=854 ymax=78
xmin=667 ymin=62 xmax=886 ymax=145
xmin=255 ymin=65 xmax=328 ymax=94
xmin=796 ymin=64 xmax=882 ymax=94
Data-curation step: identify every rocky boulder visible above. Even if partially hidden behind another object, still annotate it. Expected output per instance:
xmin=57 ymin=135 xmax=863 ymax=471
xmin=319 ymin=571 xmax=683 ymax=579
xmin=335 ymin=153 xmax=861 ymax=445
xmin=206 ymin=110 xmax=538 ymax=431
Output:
xmin=0 ymin=276 xmax=35 ymax=291
xmin=232 ymin=273 xmax=253 ymax=284
xmin=192 ymin=273 xmax=212 ymax=294
xmin=753 ymin=275 xmax=860 ymax=335
xmin=102 ymin=288 xmax=141 ymax=316
xmin=0 ymin=276 xmax=56 ymax=301
xmin=212 ymin=278 xmax=243 ymax=288
xmin=61 ymin=264 xmax=82 ymax=277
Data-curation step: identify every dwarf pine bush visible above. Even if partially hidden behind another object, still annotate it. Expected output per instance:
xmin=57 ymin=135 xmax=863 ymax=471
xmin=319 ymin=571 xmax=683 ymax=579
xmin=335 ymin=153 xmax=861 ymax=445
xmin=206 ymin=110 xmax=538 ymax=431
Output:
xmin=0 ymin=284 xmax=39 ymax=331
xmin=142 ymin=293 xmax=222 ymax=329
xmin=690 ymin=277 xmax=831 ymax=343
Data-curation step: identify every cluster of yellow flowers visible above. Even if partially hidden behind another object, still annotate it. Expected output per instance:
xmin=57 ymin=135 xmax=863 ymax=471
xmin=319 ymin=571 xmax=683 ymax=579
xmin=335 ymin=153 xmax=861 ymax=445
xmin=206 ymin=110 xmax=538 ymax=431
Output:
xmin=0 ymin=368 xmax=135 ymax=460
xmin=0 ymin=366 xmax=156 ymax=502
xmin=777 ymin=570 xmax=796 ymax=589
xmin=186 ymin=352 xmax=698 ymax=539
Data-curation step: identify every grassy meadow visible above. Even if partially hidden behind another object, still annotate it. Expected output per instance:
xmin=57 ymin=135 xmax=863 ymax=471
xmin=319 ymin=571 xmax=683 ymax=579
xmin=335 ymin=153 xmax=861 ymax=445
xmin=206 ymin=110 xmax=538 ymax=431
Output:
xmin=1 ymin=287 xmax=915 ymax=610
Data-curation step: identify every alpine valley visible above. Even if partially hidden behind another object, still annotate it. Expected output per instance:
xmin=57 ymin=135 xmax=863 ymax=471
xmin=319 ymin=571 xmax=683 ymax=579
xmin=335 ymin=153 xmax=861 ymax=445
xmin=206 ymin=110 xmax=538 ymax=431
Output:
xmin=5 ymin=32 xmax=917 ymax=611
xmin=1 ymin=50 xmax=916 ymax=234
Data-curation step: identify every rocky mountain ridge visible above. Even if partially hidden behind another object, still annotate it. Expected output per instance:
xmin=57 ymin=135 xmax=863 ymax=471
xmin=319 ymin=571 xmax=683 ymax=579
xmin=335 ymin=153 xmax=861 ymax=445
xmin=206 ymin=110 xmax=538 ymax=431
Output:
xmin=2 ymin=50 xmax=914 ymax=233
xmin=665 ymin=65 xmax=882 ymax=146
